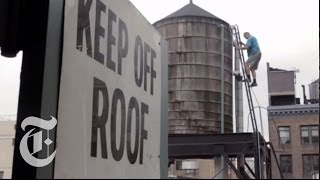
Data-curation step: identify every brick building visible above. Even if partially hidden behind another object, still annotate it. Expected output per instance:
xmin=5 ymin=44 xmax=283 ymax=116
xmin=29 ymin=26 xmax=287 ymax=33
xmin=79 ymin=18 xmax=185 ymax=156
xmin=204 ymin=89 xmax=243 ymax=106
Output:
xmin=267 ymin=63 xmax=319 ymax=179
xmin=0 ymin=120 xmax=16 ymax=179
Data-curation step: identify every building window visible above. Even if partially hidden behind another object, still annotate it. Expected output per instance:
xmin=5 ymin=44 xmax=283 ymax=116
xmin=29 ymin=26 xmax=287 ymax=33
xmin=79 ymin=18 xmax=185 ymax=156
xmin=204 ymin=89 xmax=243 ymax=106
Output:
xmin=175 ymin=160 xmax=199 ymax=178
xmin=311 ymin=126 xmax=319 ymax=143
xmin=301 ymin=125 xmax=319 ymax=144
xmin=279 ymin=126 xmax=291 ymax=145
xmin=0 ymin=171 xmax=3 ymax=179
xmin=303 ymin=154 xmax=319 ymax=179
xmin=280 ymin=155 xmax=293 ymax=178
xmin=176 ymin=160 xmax=182 ymax=170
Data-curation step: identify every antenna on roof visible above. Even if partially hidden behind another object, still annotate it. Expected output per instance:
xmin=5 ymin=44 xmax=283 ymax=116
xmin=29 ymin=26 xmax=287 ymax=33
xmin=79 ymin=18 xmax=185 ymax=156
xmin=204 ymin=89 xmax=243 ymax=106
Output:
xmin=190 ymin=0 xmax=193 ymax=4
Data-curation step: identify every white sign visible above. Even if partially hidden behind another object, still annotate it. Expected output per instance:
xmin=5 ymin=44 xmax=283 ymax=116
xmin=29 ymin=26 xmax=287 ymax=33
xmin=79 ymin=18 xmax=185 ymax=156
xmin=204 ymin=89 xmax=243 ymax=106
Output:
xmin=54 ymin=0 xmax=163 ymax=178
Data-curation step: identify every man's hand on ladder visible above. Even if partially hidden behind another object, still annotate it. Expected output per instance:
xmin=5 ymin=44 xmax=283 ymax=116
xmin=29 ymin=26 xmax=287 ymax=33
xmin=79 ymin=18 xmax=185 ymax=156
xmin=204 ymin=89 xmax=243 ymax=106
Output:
xmin=233 ymin=40 xmax=241 ymax=49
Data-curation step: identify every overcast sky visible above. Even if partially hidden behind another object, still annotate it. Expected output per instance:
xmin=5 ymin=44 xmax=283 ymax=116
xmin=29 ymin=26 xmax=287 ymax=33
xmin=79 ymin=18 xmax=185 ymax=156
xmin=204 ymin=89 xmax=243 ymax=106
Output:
xmin=129 ymin=0 xmax=319 ymax=139
xmin=0 ymin=0 xmax=319 ymax=139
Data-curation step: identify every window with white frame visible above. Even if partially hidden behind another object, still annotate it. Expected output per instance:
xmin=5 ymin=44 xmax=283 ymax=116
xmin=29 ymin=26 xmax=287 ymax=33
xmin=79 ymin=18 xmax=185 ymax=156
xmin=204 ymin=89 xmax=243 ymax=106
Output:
xmin=301 ymin=125 xmax=319 ymax=144
xmin=279 ymin=126 xmax=291 ymax=145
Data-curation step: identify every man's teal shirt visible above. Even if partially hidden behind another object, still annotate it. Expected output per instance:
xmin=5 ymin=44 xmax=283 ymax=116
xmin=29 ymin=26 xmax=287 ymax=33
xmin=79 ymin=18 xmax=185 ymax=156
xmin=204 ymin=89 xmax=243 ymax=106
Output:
xmin=246 ymin=35 xmax=260 ymax=56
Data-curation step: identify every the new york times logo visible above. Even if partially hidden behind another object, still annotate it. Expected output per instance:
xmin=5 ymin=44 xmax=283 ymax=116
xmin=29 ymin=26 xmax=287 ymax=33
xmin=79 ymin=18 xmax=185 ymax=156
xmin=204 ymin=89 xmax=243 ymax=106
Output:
xmin=19 ymin=116 xmax=57 ymax=167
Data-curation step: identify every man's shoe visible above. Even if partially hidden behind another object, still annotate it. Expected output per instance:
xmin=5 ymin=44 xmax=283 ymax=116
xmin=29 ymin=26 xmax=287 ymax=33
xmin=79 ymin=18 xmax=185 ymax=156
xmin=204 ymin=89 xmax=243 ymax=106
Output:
xmin=250 ymin=81 xmax=257 ymax=87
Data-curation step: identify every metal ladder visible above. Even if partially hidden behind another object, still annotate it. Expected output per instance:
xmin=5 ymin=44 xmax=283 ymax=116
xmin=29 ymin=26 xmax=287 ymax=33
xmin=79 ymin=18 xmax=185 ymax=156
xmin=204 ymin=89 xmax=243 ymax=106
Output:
xmin=230 ymin=25 xmax=259 ymax=133
xmin=230 ymin=25 xmax=262 ymax=179
xmin=231 ymin=25 xmax=284 ymax=179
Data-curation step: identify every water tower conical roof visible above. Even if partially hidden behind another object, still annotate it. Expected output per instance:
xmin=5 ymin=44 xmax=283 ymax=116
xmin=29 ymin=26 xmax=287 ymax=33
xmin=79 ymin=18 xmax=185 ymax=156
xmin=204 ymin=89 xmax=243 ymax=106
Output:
xmin=159 ymin=1 xmax=227 ymax=23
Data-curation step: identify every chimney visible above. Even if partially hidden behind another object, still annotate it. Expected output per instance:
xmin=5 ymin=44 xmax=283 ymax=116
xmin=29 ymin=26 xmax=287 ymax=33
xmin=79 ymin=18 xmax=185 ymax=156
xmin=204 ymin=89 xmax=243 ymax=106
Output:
xmin=302 ymin=85 xmax=308 ymax=104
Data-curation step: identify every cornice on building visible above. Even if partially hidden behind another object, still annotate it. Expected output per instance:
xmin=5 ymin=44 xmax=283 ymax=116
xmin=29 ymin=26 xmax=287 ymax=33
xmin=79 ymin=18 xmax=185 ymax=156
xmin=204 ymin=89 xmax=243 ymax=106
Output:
xmin=267 ymin=104 xmax=319 ymax=116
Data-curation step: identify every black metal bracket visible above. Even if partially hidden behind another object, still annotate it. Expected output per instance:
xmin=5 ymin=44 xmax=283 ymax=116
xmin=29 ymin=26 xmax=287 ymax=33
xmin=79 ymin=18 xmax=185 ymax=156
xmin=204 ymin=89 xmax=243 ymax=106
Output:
xmin=168 ymin=132 xmax=270 ymax=179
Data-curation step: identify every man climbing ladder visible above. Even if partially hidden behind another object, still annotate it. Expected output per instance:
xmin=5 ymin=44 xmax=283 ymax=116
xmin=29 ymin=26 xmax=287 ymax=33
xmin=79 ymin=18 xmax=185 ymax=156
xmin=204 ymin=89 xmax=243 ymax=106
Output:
xmin=238 ymin=32 xmax=262 ymax=87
